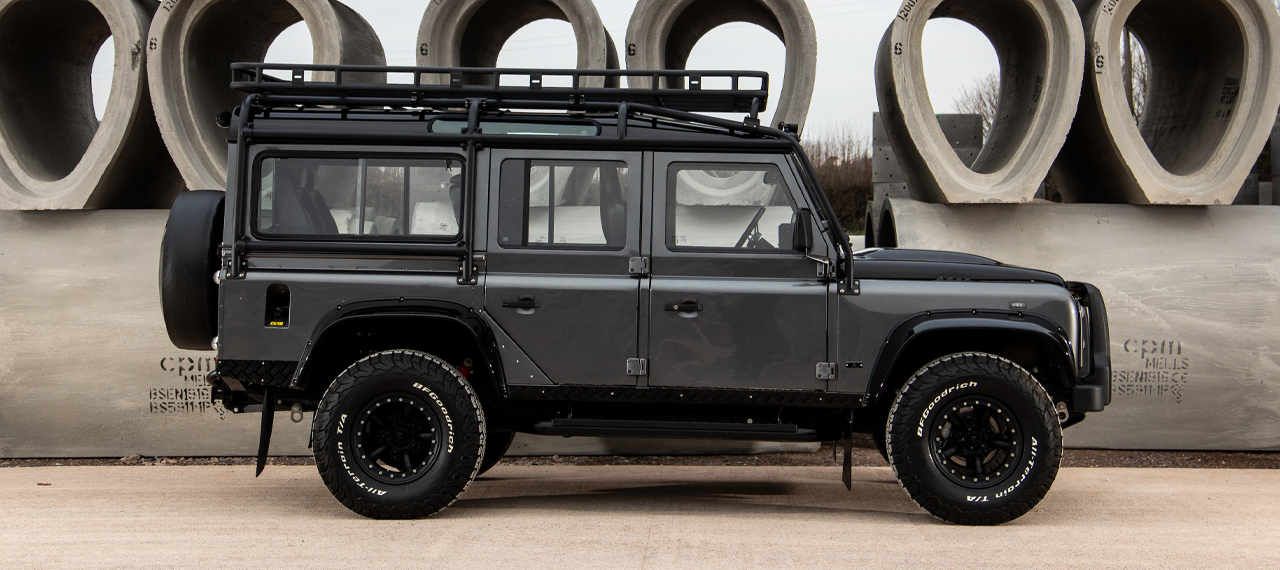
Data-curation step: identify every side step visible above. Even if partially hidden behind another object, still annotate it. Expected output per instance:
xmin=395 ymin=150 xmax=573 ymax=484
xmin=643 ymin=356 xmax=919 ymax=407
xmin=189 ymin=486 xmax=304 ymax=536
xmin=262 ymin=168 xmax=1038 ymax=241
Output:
xmin=532 ymin=418 xmax=819 ymax=441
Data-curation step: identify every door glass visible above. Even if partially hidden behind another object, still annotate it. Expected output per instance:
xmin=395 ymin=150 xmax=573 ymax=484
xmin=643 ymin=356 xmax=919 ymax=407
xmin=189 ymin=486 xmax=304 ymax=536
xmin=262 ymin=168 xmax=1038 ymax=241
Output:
xmin=666 ymin=164 xmax=799 ymax=251
xmin=255 ymin=156 xmax=463 ymax=239
xmin=497 ymin=159 xmax=629 ymax=249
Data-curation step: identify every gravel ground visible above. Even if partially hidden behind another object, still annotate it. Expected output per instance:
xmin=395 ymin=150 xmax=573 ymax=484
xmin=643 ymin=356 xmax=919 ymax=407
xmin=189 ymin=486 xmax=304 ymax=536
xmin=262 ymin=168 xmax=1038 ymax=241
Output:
xmin=3 ymin=434 xmax=1276 ymax=469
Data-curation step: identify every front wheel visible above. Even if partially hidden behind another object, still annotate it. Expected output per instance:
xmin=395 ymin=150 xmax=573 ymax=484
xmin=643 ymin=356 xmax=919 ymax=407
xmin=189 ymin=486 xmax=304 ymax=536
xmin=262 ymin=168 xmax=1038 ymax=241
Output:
xmin=312 ymin=350 xmax=486 ymax=519
xmin=886 ymin=352 xmax=1062 ymax=525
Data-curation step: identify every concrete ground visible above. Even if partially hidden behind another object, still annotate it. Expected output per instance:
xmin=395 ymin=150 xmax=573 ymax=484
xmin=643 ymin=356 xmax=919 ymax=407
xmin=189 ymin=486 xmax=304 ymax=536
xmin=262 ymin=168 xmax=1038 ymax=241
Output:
xmin=1 ymin=466 xmax=1277 ymax=569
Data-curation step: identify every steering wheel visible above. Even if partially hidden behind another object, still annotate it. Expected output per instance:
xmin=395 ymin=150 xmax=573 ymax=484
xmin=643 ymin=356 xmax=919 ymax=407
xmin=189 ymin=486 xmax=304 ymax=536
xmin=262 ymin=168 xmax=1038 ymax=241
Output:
xmin=735 ymin=207 xmax=768 ymax=248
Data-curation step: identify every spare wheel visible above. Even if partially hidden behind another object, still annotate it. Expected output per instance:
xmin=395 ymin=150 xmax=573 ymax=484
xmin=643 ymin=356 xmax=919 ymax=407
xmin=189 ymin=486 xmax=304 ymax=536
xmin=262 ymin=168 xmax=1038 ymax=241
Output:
xmin=159 ymin=190 xmax=225 ymax=351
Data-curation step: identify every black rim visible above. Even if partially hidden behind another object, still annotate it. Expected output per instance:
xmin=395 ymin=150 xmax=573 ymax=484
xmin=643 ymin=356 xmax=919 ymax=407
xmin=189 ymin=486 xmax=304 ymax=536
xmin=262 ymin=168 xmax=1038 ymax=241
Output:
xmin=927 ymin=395 xmax=1023 ymax=489
xmin=351 ymin=392 xmax=444 ymax=485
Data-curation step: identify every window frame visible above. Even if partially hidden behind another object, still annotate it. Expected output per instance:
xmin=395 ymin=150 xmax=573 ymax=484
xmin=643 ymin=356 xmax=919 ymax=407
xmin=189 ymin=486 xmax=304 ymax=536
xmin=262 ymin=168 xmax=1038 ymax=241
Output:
xmin=496 ymin=157 xmax=632 ymax=252
xmin=249 ymin=151 xmax=468 ymax=244
xmin=664 ymin=161 xmax=805 ymax=255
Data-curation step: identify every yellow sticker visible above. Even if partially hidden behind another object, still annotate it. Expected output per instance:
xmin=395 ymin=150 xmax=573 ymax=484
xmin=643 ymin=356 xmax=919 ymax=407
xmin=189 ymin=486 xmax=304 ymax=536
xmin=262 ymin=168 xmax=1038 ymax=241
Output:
xmin=269 ymin=321 xmax=284 ymax=327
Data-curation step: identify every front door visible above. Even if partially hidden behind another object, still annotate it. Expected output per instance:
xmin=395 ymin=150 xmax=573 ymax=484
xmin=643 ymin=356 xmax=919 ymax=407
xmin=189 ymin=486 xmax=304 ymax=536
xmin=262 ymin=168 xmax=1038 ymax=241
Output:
xmin=485 ymin=150 xmax=643 ymax=385
xmin=646 ymin=153 xmax=829 ymax=391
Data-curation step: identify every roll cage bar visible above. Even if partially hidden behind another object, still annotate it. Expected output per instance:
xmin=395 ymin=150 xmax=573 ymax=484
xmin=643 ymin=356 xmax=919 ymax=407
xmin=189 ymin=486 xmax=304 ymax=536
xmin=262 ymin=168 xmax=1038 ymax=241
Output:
xmin=227 ymin=63 xmax=852 ymax=289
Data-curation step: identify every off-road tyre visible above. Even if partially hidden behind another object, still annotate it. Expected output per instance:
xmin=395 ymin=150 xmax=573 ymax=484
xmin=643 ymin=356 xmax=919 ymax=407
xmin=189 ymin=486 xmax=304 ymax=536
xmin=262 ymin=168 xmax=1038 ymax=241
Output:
xmin=159 ymin=190 xmax=224 ymax=350
xmin=886 ymin=352 xmax=1062 ymax=525
xmin=477 ymin=430 xmax=516 ymax=476
xmin=312 ymin=350 xmax=486 ymax=519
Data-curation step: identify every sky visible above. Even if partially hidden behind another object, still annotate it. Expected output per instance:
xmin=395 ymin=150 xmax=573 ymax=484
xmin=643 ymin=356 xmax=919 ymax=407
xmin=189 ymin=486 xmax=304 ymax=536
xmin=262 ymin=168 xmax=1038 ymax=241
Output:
xmin=92 ymin=0 xmax=999 ymax=137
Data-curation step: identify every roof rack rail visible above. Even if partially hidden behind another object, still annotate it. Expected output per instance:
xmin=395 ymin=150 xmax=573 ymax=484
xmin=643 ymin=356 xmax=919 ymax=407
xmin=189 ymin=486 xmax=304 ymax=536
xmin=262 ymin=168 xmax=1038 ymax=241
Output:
xmin=230 ymin=63 xmax=769 ymax=113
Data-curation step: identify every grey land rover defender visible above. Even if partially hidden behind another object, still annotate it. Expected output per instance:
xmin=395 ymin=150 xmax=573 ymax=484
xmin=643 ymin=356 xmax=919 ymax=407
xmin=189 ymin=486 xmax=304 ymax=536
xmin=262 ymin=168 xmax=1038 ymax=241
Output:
xmin=159 ymin=64 xmax=1111 ymax=525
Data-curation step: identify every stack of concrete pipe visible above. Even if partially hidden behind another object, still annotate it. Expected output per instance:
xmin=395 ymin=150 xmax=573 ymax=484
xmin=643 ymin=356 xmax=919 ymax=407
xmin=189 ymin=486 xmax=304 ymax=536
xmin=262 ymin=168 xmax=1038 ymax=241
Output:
xmin=876 ymin=0 xmax=1280 ymax=450
xmin=876 ymin=0 xmax=1280 ymax=205
xmin=0 ymin=0 xmax=818 ymax=206
xmin=0 ymin=0 xmax=820 ymax=457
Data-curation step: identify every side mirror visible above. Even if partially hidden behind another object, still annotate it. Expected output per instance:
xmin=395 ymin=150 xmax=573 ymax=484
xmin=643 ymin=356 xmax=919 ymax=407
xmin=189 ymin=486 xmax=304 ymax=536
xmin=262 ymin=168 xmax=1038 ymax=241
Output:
xmin=793 ymin=209 xmax=814 ymax=252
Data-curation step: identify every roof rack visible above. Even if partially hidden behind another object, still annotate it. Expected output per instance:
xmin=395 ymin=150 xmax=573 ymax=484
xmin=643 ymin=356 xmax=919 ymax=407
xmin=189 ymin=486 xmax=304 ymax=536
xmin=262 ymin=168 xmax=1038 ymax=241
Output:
xmin=230 ymin=63 xmax=769 ymax=113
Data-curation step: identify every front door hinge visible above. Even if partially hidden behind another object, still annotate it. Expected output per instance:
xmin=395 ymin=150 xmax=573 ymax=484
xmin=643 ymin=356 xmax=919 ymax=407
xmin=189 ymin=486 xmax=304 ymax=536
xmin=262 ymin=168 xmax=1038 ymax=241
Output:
xmin=816 ymin=362 xmax=837 ymax=381
xmin=627 ymin=358 xmax=648 ymax=376
xmin=628 ymin=257 xmax=650 ymax=276
xmin=815 ymin=260 xmax=831 ymax=279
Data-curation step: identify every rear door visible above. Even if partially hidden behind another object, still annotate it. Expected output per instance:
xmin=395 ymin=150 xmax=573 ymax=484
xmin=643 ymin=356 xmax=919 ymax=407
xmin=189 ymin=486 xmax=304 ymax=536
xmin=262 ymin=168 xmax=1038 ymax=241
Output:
xmin=484 ymin=150 xmax=643 ymax=385
xmin=646 ymin=153 xmax=829 ymax=391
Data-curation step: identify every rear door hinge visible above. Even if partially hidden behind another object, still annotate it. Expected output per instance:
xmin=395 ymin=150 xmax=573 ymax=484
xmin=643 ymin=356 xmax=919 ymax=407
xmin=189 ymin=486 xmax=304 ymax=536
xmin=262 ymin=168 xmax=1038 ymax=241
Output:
xmin=628 ymin=257 xmax=650 ymax=276
xmin=222 ymin=245 xmax=245 ymax=280
xmin=457 ymin=259 xmax=479 ymax=285
xmin=627 ymin=358 xmax=648 ymax=376
xmin=816 ymin=362 xmax=837 ymax=381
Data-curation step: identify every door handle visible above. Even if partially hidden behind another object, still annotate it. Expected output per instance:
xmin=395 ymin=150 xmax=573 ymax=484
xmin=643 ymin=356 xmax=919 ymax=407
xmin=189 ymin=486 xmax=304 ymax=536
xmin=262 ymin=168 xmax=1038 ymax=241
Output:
xmin=501 ymin=298 xmax=541 ymax=310
xmin=665 ymin=301 xmax=703 ymax=312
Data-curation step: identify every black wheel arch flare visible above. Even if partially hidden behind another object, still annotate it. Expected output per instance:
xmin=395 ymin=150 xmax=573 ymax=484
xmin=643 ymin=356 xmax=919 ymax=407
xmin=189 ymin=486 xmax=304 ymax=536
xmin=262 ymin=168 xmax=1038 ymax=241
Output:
xmin=867 ymin=310 xmax=1080 ymax=410
xmin=293 ymin=298 xmax=507 ymax=398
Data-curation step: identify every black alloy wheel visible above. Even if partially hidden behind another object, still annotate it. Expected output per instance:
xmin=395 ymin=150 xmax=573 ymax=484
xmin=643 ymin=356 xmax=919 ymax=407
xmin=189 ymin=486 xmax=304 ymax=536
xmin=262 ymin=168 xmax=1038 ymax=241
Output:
xmin=353 ymin=393 xmax=445 ymax=485
xmin=927 ymin=396 xmax=1022 ymax=488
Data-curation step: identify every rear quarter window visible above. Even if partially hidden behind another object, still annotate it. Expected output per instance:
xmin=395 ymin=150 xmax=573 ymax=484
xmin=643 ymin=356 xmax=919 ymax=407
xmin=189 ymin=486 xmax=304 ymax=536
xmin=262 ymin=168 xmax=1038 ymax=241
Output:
xmin=255 ymin=156 xmax=464 ymax=240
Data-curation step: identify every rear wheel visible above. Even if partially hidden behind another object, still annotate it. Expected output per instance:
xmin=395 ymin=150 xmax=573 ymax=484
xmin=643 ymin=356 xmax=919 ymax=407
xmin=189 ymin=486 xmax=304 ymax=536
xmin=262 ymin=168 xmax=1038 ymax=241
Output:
xmin=312 ymin=350 xmax=486 ymax=519
xmin=886 ymin=352 xmax=1061 ymax=525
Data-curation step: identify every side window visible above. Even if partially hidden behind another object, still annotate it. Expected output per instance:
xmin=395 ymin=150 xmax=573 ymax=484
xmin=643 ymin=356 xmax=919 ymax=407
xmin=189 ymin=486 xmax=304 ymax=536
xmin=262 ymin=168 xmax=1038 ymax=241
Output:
xmin=255 ymin=156 xmax=463 ymax=239
xmin=498 ymin=159 xmax=629 ymax=249
xmin=667 ymin=163 xmax=800 ymax=251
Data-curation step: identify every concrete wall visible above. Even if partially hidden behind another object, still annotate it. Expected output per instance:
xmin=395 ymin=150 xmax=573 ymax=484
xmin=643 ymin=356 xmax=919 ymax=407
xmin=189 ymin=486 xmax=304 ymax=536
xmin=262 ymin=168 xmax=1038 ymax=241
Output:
xmin=12 ymin=206 xmax=1280 ymax=455
xmin=0 ymin=210 xmax=309 ymax=457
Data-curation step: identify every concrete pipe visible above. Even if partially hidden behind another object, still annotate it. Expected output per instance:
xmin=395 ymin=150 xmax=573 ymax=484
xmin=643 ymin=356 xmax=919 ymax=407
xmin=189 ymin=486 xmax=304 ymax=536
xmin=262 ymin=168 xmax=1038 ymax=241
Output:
xmin=417 ymin=0 xmax=619 ymax=86
xmin=624 ymin=0 xmax=817 ymax=131
xmin=0 ymin=0 xmax=182 ymax=210
xmin=881 ymin=196 xmax=1280 ymax=450
xmin=874 ymin=0 xmax=1085 ymax=203
xmin=149 ymin=0 xmax=386 ymax=191
xmin=1051 ymin=0 xmax=1280 ymax=204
